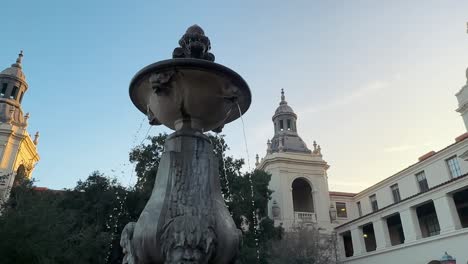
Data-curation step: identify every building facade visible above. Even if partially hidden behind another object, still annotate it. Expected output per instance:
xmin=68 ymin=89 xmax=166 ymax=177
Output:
xmin=257 ymin=69 xmax=468 ymax=263
xmin=0 ymin=52 xmax=40 ymax=199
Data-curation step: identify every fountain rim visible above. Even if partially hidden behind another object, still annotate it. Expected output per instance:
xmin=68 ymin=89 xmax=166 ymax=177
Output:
xmin=129 ymin=58 xmax=252 ymax=117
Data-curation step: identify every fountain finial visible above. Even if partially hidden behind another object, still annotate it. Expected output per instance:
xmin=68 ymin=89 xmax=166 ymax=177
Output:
xmin=173 ymin=25 xmax=215 ymax=61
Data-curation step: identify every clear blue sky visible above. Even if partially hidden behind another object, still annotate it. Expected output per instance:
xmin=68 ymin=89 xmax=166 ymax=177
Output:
xmin=1 ymin=0 xmax=467 ymax=192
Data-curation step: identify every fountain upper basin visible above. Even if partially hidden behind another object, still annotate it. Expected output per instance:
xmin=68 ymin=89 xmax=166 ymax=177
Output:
xmin=129 ymin=58 xmax=251 ymax=132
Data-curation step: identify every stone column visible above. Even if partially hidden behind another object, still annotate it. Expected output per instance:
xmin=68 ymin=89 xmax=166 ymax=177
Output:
xmin=373 ymin=218 xmax=391 ymax=250
xmin=400 ymin=208 xmax=421 ymax=243
xmin=351 ymin=227 xmax=365 ymax=256
xmin=434 ymin=194 xmax=462 ymax=233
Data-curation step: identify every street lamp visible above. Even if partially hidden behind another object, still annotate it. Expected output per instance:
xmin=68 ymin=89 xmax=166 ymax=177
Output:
xmin=440 ymin=252 xmax=456 ymax=264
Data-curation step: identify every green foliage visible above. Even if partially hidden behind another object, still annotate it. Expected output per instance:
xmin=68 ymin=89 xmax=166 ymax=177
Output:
xmin=0 ymin=172 xmax=128 ymax=264
xmin=270 ymin=225 xmax=337 ymax=264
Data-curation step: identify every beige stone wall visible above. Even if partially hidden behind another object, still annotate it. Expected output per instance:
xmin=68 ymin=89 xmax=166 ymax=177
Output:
xmin=0 ymin=122 xmax=39 ymax=199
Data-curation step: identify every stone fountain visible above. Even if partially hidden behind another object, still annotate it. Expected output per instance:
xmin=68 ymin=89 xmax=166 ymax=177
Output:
xmin=120 ymin=25 xmax=251 ymax=264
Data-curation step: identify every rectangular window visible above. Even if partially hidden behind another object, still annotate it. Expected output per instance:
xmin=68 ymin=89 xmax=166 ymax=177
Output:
xmin=391 ymin=184 xmax=401 ymax=203
xmin=336 ymin=202 xmax=347 ymax=218
xmin=1 ymin=83 xmax=7 ymax=96
xmin=357 ymin=201 xmax=362 ymax=217
xmin=19 ymin=91 xmax=24 ymax=103
xmin=341 ymin=231 xmax=353 ymax=257
xmin=416 ymin=171 xmax=429 ymax=192
xmin=279 ymin=120 xmax=284 ymax=131
xmin=10 ymin=86 xmax=18 ymax=99
xmin=446 ymin=156 xmax=462 ymax=178
xmin=362 ymin=223 xmax=377 ymax=252
xmin=416 ymin=202 xmax=440 ymax=237
xmin=369 ymin=194 xmax=378 ymax=212
xmin=287 ymin=119 xmax=291 ymax=130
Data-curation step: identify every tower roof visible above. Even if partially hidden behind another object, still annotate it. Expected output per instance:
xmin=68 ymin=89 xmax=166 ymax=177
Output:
xmin=273 ymin=89 xmax=297 ymax=119
xmin=0 ymin=51 xmax=26 ymax=82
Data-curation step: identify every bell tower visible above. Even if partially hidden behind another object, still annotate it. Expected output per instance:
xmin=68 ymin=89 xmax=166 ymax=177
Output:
xmin=0 ymin=51 xmax=40 ymax=199
xmin=268 ymin=89 xmax=311 ymax=154
xmin=257 ymin=90 xmax=332 ymax=232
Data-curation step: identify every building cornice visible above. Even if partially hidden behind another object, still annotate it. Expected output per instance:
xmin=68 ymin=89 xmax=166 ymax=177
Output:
xmin=0 ymin=74 xmax=28 ymax=88
xmin=258 ymin=152 xmax=329 ymax=171
xmin=21 ymin=133 xmax=39 ymax=161
xmin=455 ymin=101 xmax=468 ymax=114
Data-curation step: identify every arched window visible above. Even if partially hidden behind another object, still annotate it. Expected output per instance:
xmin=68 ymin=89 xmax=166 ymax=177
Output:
xmin=1 ymin=83 xmax=7 ymax=97
xmin=10 ymin=86 xmax=18 ymax=99
xmin=291 ymin=178 xmax=314 ymax=212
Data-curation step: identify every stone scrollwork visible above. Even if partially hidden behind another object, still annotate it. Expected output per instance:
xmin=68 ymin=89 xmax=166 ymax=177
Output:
xmin=120 ymin=133 xmax=241 ymax=264
xmin=121 ymin=222 xmax=136 ymax=264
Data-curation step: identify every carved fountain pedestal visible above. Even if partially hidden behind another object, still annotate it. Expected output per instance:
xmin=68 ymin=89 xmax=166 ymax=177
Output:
xmin=121 ymin=25 xmax=251 ymax=264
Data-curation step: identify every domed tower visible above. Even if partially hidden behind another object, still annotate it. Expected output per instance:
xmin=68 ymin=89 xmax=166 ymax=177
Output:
xmin=269 ymin=89 xmax=311 ymax=154
xmin=257 ymin=89 xmax=332 ymax=232
xmin=0 ymin=51 xmax=40 ymax=199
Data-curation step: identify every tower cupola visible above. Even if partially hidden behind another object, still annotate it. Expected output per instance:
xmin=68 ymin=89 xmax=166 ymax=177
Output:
xmin=269 ymin=89 xmax=311 ymax=154
xmin=0 ymin=51 xmax=29 ymax=125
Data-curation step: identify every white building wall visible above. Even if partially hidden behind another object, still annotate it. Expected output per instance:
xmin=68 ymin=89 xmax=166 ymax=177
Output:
xmin=350 ymin=137 xmax=468 ymax=218
xmin=341 ymin=230 xmax=468 ymax=264
xmin=336 ymin=175 xmax=468 ymax=263
xmin=259 ymin=151 xmax=332 ymax=231
xmin=330 ymin=195 xmax=357 ymax=225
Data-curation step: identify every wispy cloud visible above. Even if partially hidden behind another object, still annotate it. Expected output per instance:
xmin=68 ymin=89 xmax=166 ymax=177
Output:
xmin=383 ymin=145 xmax=416 ymax=153
xmin=383 ymin=141 xmax=433 ymax=153
xmin=299 ymin=80 xmax=389 ymax=114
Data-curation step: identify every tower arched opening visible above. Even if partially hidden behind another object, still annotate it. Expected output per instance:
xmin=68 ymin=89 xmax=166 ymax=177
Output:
xmin=291 ymin=178 xmax=314 ymax=213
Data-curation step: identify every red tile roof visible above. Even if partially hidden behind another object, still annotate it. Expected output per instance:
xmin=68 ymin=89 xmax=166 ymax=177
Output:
xmin=418 ymin=151 xmax=436 ymax=162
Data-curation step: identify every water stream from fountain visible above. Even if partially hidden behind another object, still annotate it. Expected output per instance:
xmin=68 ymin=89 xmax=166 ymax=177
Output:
xmin=236 ymin=103 xmax=261 ymax=263
xmin=104 ymin=117 xmax=152 ymax=263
